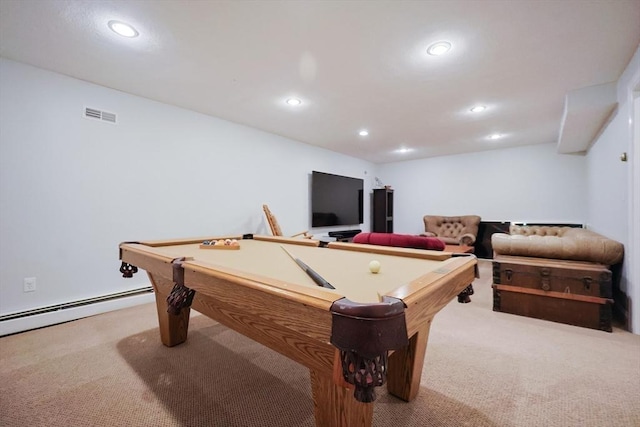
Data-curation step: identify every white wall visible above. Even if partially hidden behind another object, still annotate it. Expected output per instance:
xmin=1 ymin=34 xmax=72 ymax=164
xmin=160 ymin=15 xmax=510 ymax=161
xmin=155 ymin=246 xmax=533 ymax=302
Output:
xmin=377 ymin=143 xmax=587 ymax=235
xmin=586 ymin=45 xmax=640 ymax=333
xmin=585 ymin=111 xmax=629 ymax=237
xmin=0 ymin=58 xmax=374 ymax=317
xmin=3 ymin=54 xmax=637 ymax=336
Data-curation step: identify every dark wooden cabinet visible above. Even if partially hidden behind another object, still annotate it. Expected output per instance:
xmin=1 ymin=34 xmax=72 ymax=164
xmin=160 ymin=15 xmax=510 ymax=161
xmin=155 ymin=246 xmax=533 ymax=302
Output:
xmin=475 ymin=221 xmax=510 ymax=258
xmin=373 ymin=189 xmax=393 ymax=232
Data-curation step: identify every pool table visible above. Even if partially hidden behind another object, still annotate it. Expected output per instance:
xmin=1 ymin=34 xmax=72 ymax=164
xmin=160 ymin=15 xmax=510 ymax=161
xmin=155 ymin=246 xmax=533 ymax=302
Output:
xmin=119 ymin=234 xmax=477 ymax=426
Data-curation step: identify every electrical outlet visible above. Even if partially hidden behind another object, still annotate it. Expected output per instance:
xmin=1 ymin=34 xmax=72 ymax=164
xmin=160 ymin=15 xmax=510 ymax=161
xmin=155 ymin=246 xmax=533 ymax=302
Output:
xmin=23 ymin=277 xmax=36 ymax=292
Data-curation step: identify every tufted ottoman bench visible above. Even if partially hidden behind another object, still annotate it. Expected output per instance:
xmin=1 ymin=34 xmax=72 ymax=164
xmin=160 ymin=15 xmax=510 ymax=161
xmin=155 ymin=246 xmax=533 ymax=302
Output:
xmin=491 ymin=225 xmax=623 ymax=265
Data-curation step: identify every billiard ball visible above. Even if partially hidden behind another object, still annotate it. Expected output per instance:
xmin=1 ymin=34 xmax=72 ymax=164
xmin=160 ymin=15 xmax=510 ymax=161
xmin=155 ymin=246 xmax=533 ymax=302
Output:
xmin=369 ymin=260 xmax=381 ymax=274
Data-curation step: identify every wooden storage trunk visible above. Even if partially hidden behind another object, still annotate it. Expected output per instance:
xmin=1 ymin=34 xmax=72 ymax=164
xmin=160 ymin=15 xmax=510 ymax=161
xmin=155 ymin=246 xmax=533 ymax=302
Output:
xmin=492 ymin=255 xmax=613 ymax=332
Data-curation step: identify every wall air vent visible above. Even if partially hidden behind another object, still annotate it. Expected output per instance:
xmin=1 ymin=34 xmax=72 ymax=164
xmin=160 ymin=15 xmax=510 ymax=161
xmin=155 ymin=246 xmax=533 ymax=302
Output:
xmin=84 ymin=107 xmax=117 ymax=124
xmin=101 ymin=111 xmax=116 ymax=123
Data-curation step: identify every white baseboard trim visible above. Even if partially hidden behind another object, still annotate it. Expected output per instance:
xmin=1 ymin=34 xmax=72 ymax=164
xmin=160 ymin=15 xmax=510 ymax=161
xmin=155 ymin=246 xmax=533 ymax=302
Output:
xmin=0 ymin=292 xmax=156 ymax=337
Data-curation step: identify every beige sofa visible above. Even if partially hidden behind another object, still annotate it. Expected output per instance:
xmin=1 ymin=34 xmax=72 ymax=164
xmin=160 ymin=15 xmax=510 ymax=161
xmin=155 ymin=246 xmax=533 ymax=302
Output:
xmin=491 ymin=225 xmax=624 ymax=266
xmin=422 ymin=215 xmax=481 ymax=246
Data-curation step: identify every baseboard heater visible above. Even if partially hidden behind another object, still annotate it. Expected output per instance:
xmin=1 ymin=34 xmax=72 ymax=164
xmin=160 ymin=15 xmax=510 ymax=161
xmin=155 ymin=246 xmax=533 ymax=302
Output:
xmin=0 ymin=287 xmax=154 ymax=333
xmin=0 ymin=287 xmax=153 ymax=322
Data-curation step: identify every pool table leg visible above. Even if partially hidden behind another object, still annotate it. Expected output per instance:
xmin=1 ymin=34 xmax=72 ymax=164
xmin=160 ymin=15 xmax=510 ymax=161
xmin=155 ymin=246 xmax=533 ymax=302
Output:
xmin=310 ymin=369 xmax=373 ymax=427
xmin=149 ymin=273 xmax=191 ymax=347
xmin=386 ymin=320 xmax=432 ymax=401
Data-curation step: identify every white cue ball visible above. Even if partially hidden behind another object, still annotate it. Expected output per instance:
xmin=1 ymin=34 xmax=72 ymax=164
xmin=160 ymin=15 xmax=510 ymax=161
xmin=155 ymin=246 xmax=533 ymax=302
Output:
xmin=369 ymin=260 xmax=381 ymax=274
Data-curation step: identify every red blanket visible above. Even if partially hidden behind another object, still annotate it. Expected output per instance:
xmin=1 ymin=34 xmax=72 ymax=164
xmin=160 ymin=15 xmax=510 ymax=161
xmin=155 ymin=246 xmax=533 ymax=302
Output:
xmin=352 ymin=232 xmax=445 ymax=251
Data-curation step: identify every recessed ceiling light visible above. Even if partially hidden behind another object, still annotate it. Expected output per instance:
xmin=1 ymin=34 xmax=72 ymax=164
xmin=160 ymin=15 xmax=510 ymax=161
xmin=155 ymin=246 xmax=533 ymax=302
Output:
xmin=470 ymin=105 xmax=486 ymax=113
xmin=359 ymin=129 xmax=369 ymax=136
xmin=108 ymin=20 xmax=139 ymax=38
xmin=286 ymin=98 xmax=302 ymax=106
xmin=488 ymin=133 xmax=502 ymax=140
xmin=395 ymin=147 xmax=414 ymax=154
xmin=427 ymin=41 xmax=452 ymax=56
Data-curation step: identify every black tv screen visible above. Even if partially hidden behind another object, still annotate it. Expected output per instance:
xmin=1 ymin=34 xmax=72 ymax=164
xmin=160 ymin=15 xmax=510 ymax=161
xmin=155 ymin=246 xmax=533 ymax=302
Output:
xmin=311 ymin=171 xmax=363 ymax=227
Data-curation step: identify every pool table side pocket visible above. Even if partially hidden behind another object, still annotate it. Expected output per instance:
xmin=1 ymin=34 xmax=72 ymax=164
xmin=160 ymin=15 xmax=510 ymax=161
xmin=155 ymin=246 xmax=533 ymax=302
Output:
xmin=120 ymin=246 xmax=194 ymax=347
xmin=148 ymin=273 xmax=192 ymax=347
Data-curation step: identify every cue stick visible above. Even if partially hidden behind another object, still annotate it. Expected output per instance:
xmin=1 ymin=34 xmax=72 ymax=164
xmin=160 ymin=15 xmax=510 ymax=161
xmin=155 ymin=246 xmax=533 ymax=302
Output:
xmin=280 ymin=246 xmax=335 ymax=289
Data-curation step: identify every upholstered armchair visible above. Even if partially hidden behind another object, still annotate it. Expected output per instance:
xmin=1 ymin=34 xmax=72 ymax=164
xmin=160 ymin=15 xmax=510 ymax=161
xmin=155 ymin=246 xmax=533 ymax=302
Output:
xmin=422 ymin=215 xmax=481 ymax=246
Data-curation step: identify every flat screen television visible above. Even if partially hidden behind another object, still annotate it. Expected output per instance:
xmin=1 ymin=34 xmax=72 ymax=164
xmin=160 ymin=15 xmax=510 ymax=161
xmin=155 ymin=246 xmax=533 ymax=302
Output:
xmin=311 ymin=171 xmax=363 ymax=227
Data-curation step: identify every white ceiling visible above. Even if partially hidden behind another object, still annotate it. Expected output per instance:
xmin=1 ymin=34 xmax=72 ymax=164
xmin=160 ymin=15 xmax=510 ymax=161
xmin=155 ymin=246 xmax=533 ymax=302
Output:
xmin=1 ymin=0 xmax=639 ymax=163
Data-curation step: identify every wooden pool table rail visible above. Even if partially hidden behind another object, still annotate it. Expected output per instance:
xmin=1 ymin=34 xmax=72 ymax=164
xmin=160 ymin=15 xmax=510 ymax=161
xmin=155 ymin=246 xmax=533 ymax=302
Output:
xmin=134 ymin=234 xmax=321 ymax=248
xmin=328 ymin=241 xmax=451 ymax=261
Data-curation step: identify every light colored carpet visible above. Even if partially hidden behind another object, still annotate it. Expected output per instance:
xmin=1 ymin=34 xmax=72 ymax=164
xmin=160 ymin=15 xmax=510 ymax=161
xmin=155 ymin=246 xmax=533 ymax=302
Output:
xmin=1 ymin=260 xmax=639 ymax=426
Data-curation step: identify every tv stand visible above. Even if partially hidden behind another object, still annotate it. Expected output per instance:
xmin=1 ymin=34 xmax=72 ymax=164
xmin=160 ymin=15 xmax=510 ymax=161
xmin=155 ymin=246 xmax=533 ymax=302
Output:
xmin=328 ymin=229 xmax=361 ymax=241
